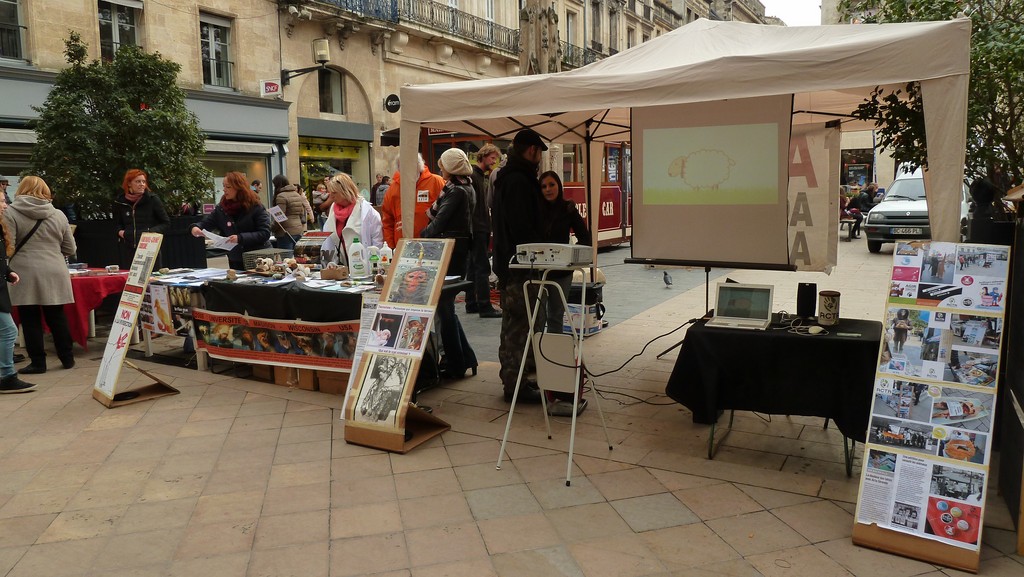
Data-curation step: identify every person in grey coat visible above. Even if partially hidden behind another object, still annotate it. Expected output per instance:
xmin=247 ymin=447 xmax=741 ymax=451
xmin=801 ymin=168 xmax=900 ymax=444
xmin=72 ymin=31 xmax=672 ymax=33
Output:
xmin=5 ymin=176 xmax=77 ymax=374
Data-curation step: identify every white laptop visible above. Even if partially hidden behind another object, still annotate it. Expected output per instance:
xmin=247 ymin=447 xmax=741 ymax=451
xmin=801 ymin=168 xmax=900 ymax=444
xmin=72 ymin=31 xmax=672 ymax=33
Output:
xmin=705 ymin=283 xmax=774 ymax=330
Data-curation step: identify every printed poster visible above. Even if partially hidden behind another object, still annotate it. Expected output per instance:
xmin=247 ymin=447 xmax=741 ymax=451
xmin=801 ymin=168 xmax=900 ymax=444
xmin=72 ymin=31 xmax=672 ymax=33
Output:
xmin=192 ymin=309 xmax=359 ymax=372
xmin=854 ymin=242 xmax=1009 ymax=560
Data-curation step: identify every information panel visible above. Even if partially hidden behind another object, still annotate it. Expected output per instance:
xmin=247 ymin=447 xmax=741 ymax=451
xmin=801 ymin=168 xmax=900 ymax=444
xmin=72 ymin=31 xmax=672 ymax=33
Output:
xmin=853 ymin=241 xmax=1010 ymax=572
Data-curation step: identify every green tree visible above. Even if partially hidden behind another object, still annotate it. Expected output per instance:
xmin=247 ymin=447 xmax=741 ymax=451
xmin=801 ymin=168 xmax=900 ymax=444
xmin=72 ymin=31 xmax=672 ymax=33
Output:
xmin=838 ymin=0 xmax=1024 ymax=188
xmin=28 ymin=32 xmax=212 ymax=219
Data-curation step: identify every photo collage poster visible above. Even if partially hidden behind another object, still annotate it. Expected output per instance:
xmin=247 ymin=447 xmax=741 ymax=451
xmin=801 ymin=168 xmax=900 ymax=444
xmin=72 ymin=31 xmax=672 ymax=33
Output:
xmin=343 ymin=238 xmax=452 ymax=433
xmin=191 ymin=309 xmax=360 ymax=372
xmin=855 ymin=241 xmax=1010 ymax=553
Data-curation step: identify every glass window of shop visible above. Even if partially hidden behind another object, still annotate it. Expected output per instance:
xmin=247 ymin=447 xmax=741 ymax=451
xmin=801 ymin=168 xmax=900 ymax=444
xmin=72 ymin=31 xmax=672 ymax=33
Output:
xmin=202 ymin=154 xmax=269 ymax=205
xmin=0 ymin=143 xmax=29 ymax=195
xmin=841 ymin=148 xmax=874 ymax=189
xmin=298 ymin=137 xmax=369 ymax=200
xmin=426 ymin=137 xmax=510 ymax=176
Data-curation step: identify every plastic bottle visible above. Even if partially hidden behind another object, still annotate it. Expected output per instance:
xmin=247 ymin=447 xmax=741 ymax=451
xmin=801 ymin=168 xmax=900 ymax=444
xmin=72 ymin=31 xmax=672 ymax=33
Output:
xmin=380 ymin=242 xmax=393 ymax=269
xmin=348 ymin=237 xmax=367 ymax=277
xmin=368 ymin=246 xmax=381 ymax=276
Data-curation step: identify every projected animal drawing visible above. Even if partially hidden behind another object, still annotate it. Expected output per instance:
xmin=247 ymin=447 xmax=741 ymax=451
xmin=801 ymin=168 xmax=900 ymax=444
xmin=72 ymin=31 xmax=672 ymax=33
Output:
xmin=667 ymin=149 xmax=735 ymax=190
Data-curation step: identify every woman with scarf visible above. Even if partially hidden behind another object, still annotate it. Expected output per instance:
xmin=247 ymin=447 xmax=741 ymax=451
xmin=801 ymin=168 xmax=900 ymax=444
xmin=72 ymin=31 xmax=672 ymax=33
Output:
xmin=320 ymin=173 xmax=382 ymax=268
xmin=191 ymin=172 xmax=271 ymax=270
xmin=421 ymin=148 xmax=477 ymax=379
xmin=114 ymin=169 xmax=170 ymax=269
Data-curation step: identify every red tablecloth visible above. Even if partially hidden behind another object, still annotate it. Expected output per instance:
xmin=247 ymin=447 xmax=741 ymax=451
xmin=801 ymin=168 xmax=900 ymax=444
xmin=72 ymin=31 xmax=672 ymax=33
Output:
xmin=12 ymin=272 xmax=129 ymax=350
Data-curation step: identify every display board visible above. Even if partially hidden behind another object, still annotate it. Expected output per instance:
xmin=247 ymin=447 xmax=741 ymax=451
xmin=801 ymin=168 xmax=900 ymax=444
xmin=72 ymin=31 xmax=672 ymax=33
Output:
xmin=853 ymin=241 xmax=1011 ymax=572
xmin=92 ymin=233 xmax=179 ymax=407
xmin=343 ymin=238 xmax=453 ymax=453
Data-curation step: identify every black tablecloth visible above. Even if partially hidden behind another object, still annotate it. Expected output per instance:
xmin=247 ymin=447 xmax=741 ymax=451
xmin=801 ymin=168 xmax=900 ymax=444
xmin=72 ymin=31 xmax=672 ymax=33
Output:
xmin=666 ymin=315 xmax=882 ymax=442
xmin=201 ymin=279 xmax=474 ymax=324
xmin=202 ymin=281 xmax=364 ymax=322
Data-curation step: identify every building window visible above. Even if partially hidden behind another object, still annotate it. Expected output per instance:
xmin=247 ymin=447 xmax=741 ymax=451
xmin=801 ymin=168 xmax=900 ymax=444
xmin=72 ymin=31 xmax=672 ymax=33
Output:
xmin=608 ymin=6 xmax=619 ymax=52
xmin=626 ymin=27 xmax=634 ymax=49
xmin=565 ymin=11 xmax=576 ymax=46
xmin=318 ymin=68 xmax=344 ymax=115
xmin=0 ymin=0 xmax=24 ymax=60
xmin=591 ymin=1 xmax=601 ymax=50
xmin=199 ymin=13 xmax=232 ymax=88
xmin=642 ymin=32 xmax=649 ymax=43
xmin=98 ymin=0 xmax=141 ymax=62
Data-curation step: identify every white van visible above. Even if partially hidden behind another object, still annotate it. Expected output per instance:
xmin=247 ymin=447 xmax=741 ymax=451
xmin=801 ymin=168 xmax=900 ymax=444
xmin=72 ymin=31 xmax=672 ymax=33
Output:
xmin=863 ymin=168 xmax=971 ymax=253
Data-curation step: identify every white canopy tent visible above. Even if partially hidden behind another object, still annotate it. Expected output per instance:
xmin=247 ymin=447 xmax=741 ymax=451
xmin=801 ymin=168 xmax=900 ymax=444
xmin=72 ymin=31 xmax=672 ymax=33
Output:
xmin=397 ymin=18 xmax=971 ymax=263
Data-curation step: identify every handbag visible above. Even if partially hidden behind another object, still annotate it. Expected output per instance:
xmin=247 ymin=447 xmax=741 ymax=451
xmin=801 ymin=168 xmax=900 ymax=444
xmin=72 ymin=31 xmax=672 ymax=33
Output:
xmin=10 ymin=218 xmax=44 ymax=259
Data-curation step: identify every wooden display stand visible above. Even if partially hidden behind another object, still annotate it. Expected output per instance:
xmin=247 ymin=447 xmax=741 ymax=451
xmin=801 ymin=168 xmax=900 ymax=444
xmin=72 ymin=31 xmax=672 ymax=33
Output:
xmin=342 ymin=239 xmax=453 ymax=453
xmin=92 ymin=233 xmax=180 ymax=408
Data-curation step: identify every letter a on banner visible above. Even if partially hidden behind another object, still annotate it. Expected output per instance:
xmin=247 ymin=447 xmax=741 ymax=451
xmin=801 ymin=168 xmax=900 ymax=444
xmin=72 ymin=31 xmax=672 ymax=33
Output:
xmin=92 ymin=233 xmax=179 ymax=408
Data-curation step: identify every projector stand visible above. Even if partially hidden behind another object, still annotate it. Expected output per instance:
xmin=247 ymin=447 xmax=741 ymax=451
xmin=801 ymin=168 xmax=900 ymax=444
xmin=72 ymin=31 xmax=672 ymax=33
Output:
xmin=656 ymin=266 xmax=711 ymax=360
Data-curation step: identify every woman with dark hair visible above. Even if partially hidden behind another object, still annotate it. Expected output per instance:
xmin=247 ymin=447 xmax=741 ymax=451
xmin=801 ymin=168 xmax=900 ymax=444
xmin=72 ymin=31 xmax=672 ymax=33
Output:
xmin=0 ymin=194 xmax=34 ymax=392
xmin=269 ymin=174 xmax=310 ymax=251
xmin=538 ymin=171 xmax=591 ymax=333
xmin=6 ymin=176 xmax=77 ymax=374
xmin=191 ymin=172 xmax=272 ymax=270
xmin=114 ymin=168 xmax=170 ymax=268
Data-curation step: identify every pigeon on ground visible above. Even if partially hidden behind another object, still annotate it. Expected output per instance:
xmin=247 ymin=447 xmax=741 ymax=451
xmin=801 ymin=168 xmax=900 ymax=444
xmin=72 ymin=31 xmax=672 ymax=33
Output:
xmin=663 ymin=270 xmax=673 ymax=287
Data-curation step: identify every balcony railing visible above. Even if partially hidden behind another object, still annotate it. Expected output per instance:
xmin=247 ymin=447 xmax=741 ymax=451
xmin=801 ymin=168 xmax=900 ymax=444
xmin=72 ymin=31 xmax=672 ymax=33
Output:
xmin=398 ymin=0 xmax=518 ymax=54
xmin=561 ymin=41 xmax=603 ymax=69
xmin=0 ymin=22 xmax=25 ymax=60
xmin=320 ymin=1 xmax=518 ymax=54
xmin=202 ymin=57 xmax=234 ymax=88
xmin=318 ymin=0 xmax=400 ymax=22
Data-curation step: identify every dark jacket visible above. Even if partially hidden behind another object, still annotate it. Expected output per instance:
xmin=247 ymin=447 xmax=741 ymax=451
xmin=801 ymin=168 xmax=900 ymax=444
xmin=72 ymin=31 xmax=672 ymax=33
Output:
xmin=0 ymin=228 xmax=14 ymax=314
xmin=421 ymin=176 xmax=474 ymax=277
xmin=469 ymin=165 xmax=491 ymax=236
xmin=114 ymin=191 xmax=170 ymax=249
xmin=491 ymin=154 xmax=544 ymax=285
xmin=198 ymin=203 xmax=272 ymax=268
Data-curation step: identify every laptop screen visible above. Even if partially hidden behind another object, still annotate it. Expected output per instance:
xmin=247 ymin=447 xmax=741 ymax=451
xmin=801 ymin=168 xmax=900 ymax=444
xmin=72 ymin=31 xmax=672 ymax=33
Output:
xmin=715 ymin=283 xmax=773 ymax=322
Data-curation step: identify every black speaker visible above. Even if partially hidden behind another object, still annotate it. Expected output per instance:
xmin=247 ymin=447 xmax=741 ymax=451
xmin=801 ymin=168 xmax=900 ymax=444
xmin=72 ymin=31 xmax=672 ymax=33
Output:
xmin=797 ymin=282 xmax=817 ymax=318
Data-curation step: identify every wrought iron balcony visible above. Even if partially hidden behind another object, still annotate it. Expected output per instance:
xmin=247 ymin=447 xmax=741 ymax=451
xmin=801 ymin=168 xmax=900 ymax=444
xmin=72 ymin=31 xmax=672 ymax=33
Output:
xmin=316 ymin=1 xmax=517 ymax=54
xmin=561 ymin=41 xmax=603 ymax=70
xmin=0 ymin=22 xmax=25 ymax=60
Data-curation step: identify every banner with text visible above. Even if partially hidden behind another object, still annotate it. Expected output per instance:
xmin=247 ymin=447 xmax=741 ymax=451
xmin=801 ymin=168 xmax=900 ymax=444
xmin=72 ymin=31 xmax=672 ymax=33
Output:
xmin=787 ymin=123 xmax=839 ymax=272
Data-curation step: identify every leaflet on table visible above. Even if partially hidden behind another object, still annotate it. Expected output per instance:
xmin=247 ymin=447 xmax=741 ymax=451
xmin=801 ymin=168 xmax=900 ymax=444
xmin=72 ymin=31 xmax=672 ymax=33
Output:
xmin=362 ymin=303 xmax=435 ymax=358
xmin=232 ymin=274 xmax=295 ymax=286
xmin=856 ymin=449 xmax=984 ymax=550
xmin=888 ymin=242 xmax=1007 ymax=312
xmin=202 ymin=229 xmax=238 ymax=251
xmin=151 ymin=268 xmax=231 ymax=286
xmin=192 ymin=309 xmax=358 ymax=371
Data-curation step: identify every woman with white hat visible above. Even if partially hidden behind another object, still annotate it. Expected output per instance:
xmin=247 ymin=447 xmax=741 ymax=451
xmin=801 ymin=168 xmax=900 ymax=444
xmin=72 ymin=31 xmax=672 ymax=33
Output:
xmin=421 ymin=148 xmax=477 ymax=379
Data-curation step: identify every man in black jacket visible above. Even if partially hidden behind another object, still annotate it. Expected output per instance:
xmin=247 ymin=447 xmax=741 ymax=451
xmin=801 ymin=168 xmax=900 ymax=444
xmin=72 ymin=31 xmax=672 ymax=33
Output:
xmin=491 ymin=129 xmax=548 ymax=403
xmin=467 ymin=143 xmax=502 ymax=318
xmin=114 ymin=170 xmax=170 ymax=268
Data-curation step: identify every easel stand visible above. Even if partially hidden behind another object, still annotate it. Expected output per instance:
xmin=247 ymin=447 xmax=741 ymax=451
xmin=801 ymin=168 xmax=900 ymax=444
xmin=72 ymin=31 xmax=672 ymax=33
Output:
xmin=496 ymin=265 xmax=613 ymax=486
xmin=656 ymin=266 xmax=711 ymax=359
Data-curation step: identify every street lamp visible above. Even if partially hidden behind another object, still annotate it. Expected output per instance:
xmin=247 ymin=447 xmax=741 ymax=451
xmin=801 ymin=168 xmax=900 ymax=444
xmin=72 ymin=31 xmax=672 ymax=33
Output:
xmin=281 ymin=38 xmax=331 ymax=86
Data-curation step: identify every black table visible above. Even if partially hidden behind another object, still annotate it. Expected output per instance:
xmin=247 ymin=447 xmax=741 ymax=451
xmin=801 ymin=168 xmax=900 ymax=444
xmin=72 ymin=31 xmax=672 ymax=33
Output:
xmin=666 ymin=314 xmax=882 ymax=474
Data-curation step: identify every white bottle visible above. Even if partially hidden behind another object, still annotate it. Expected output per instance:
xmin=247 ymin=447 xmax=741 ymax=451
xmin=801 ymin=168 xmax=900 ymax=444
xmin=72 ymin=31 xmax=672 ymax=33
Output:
xmin=380 ymin=242 xmax=393 ymax=269
xmin=348 ymin=237 xmax=367 ymax=277
xmin=368 ymin=246 xmax=381 ymax=276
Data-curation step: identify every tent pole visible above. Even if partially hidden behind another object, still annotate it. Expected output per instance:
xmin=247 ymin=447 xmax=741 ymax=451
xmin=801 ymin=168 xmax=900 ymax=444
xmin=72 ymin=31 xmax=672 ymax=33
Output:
xmin=584 ymin=120 xmax=598 ymax=282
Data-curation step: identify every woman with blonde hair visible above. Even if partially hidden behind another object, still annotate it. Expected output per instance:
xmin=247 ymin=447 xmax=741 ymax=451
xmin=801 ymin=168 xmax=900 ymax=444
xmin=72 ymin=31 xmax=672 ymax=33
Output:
xmin=191 ymin=171 xmax=272 ymax=270
xmin=321 ymin=173 xmax=382 ymax=268
xmin=5 ymin=176 xmax=77 ymax=374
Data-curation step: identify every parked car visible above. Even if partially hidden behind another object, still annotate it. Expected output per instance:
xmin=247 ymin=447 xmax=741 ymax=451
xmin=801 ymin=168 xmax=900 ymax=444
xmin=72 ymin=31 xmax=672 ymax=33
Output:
xmin=863 ymin=169 xmax=971 ymax=253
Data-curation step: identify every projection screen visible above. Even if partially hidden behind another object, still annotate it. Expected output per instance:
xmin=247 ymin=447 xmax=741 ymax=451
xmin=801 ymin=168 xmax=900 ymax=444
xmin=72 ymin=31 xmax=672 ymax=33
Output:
xmin=631 ymin=95 xmax=793 ymax=269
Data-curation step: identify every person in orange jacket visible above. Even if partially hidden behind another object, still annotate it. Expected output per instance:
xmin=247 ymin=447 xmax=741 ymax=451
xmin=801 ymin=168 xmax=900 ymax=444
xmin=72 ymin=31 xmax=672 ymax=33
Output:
xmin=380 ymin=153 xmax=445 ymax=247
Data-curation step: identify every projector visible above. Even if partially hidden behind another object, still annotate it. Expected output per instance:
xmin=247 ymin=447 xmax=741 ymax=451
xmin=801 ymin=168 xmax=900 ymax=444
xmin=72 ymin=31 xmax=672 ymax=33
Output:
xmin=515 ymin=243 xmax=593 ymax=267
